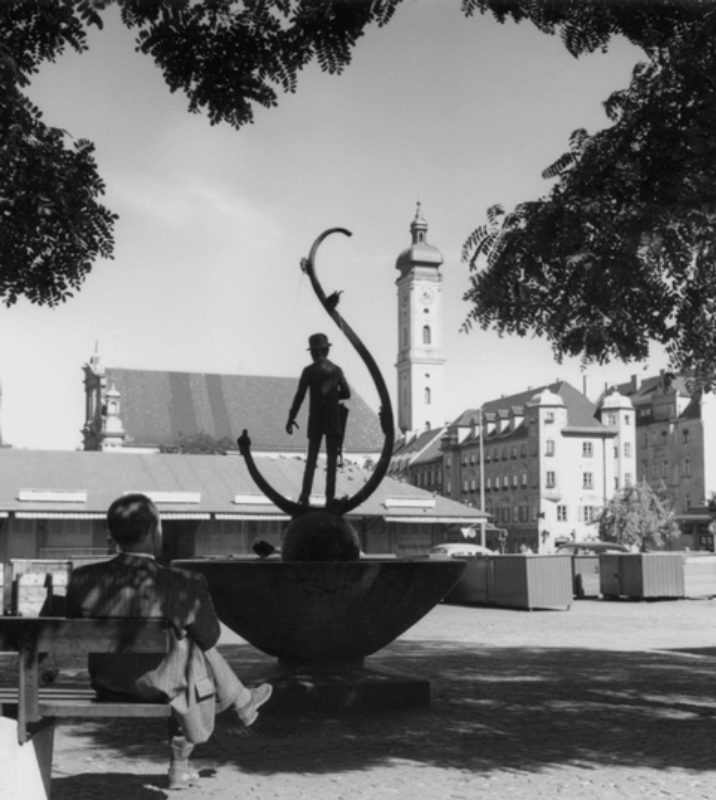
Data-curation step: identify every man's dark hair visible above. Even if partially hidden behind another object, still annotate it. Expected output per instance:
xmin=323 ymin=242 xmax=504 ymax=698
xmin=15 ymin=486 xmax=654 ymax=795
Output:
xmin=106 ymin=493 xmax=160 ymax=547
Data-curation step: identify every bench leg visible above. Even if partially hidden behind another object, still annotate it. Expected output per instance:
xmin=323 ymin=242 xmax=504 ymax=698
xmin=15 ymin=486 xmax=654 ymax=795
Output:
xmin=28 ymin=717 xmax=55 ymax=799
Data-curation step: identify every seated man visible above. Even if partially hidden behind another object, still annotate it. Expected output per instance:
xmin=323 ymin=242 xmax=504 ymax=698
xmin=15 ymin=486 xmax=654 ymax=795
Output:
xmin=66 ymin=493 xmax=272 ymax=790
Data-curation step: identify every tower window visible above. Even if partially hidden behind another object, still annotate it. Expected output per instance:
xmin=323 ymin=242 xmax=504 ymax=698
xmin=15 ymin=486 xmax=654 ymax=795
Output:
xmin=425 ymin=387 xmax=431 ymax=405
xmin=422 ymin=325 xmax=431 ymax=345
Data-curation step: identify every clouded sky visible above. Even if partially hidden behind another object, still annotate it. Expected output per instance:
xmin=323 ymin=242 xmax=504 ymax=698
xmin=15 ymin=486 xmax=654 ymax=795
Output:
xmin=0 ymin=2 xmax=658 ymax=449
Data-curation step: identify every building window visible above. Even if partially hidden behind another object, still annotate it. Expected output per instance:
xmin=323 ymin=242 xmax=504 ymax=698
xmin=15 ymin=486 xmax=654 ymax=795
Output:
xmin=608 ymin=413 xmax=617 ymax=426
xmin=624 ymin=442 xmax=631 ymax=457
xmin=511 ymin=445 xmax=517 ymax=459
xmin=545 ymin=411 xmax=555 ymax=424
xmin=625 ymin=473 xmax=632 ymax=487
xmin=512 ymin=474 xmax=518 ymax=487
xmin=683 ymin=429 xmax=690 ymax=444
xmin=625 ymin=414 xmax=631 ymax=425
xmin=486 ymin=477 xmax=492 ymax=490
xmin=662 ymin=460 xmax=668 ymax=478
xmin=582 ymin=441 xmax=593 ymax=457
xmin=521 ymin=472 xmax=527 ymax=487
xmin=425 ymin=387 xmax=431 ymax=405
xmin=583 ymin=472 xmax=593 ymax=490
xmin=422 ymin=325 xmax=431 ymax=345
xmin=583 ymin=505 xmax=600 ymax=523
xmin=684 ymin=458 xmax=691 ymax=478
xmin=642 ymin=432 xmax=649 ymax=448
xmin=557 ymin=505 xmax=567 ymax=521
xmin=546 ymin=471 xmax=556 ymax=488
xmin=614 ymin=477 xmax=619 ymax=490
xmin=546 ymin=440 xmax=555 ymax=457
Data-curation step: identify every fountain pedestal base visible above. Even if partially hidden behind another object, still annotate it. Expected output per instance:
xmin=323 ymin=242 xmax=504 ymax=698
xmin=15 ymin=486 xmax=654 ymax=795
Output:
xmin=244 ymin=661 xmax=429 ymax=712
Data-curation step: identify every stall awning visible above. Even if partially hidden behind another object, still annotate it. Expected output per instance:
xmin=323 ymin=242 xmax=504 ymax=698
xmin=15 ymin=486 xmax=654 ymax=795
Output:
xmin=214 ymin=513 xmax=289 ymax=521
xmin=14 ymin=511 xmax=106 ymax=520
xmin=384 ymin=515 xmax=485 ymax=524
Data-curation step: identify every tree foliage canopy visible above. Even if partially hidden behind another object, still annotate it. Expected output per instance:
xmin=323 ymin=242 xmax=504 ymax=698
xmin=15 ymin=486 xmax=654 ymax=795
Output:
xmin=0 ymin=0 xmax=400 ymax=306
xmin=159 ymin=431 xmax=236 ymax=454
xmin=462 ymin=0 xmax=716 ymax=390
xmin=598 ymin=480 xmax=680 ymax=552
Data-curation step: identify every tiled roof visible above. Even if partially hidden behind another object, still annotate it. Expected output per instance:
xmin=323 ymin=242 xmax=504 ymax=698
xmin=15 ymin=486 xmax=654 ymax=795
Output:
xmin=393 ymin=428 xmax=445 ymax=458
xmin=0 ymin=449 xmax=484 ymax=523
xmin=410 ymin=432 xmax=446 ymax=466
xmin=451 ymin=381 xmax=603 ymax=433
xmin=105 ymin=369 xmax=383 ymax=453
xmin=614 ymin=373 xmax=692 ymax=400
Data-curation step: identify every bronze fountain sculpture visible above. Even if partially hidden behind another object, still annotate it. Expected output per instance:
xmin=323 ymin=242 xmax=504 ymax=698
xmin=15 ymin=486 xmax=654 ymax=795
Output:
xmin=175 ymin=229 xmax=464 ymax=705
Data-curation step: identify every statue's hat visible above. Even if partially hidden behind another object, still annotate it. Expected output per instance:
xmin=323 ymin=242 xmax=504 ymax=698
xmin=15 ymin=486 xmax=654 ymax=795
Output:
xmin=307 ymin=333 xmax=331 ymax=351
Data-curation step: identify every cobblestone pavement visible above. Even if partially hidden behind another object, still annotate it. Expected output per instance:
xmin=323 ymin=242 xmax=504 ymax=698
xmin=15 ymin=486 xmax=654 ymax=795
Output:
xmin=11 ymin=598 xmax=716 ymax=799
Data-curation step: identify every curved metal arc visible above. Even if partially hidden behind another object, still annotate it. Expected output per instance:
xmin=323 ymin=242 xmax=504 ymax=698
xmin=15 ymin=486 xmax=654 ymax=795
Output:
xmin=301 ymin=228 xmax=395 ymax=515
xmin=237 ymin=430 xmax=303 ymax=517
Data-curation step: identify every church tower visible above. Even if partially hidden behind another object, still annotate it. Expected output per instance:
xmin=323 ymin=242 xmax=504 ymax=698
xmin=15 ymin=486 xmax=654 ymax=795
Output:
xmin=395 ymin=204 xmax=446 ymax=434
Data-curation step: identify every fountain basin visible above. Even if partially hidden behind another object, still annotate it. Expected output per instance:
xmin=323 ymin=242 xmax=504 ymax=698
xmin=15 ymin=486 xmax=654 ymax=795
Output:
xmin=173 ymin=557 xmax=465 ymax=664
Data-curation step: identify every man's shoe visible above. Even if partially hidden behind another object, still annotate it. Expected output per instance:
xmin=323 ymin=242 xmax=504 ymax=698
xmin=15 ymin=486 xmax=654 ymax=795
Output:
xmin=168 ymin=764 xmax=199 ymax=790
xmin=236 ymin=683 xmax=273 ymax=727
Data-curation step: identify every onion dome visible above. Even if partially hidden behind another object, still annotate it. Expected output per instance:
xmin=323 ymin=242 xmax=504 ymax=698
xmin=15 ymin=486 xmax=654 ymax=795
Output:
xmin=396 ymin=203 xmax=444 ymax=277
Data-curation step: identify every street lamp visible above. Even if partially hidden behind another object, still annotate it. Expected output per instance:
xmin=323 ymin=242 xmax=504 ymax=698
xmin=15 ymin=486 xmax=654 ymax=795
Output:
xmin=478 ymin=406 xmax=486 ymax=548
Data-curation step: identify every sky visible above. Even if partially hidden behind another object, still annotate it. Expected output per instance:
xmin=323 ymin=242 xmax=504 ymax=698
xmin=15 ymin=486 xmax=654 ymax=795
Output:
xmin=0 ymin=1 xmax=664 ymax=450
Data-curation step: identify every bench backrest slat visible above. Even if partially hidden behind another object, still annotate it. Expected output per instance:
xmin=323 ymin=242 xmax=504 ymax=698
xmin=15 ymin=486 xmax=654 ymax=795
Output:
xmin=0 ymin=617 xmax=170 ymax=655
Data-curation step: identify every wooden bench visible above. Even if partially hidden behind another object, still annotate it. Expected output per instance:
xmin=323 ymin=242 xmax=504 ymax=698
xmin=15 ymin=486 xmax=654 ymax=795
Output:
xmin=0 ymin=617 xmax=172 ymax=797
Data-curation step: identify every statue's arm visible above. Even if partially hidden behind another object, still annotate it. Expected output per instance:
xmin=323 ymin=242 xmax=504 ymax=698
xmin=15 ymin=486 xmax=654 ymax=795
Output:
xmin=287 ymin=369 xmax=309 ymax=432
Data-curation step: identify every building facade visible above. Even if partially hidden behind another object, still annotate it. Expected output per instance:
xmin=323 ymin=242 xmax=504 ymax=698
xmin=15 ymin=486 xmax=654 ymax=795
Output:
xmin=425 ymin=381 xmax=636 ymax=553
xmin=395 ymin=204 xmax=446 ymax=435
xmin=613 ymin=373 xmax=716 ymax=549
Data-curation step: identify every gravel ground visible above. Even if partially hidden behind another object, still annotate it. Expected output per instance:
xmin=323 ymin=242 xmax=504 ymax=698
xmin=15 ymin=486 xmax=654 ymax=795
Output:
xmin=5 ymin=597 xmax=716 ymax=799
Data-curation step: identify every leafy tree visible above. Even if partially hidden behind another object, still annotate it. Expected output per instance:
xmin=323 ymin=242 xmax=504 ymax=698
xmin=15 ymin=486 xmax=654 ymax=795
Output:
xmin=462 ymin=1 xmax=716 ymax=390
xmin=159 ymin=431 xmax=236 ymax=454
xmin=0 ymin=0 xmax=399 ymax=306
xmin=598 ymin=481 xmax=680 ymax=552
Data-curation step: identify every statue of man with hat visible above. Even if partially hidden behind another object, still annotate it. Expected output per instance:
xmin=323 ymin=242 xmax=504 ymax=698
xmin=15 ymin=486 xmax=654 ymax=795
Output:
xmin=286 ymin=332 xmax=350 ymax=506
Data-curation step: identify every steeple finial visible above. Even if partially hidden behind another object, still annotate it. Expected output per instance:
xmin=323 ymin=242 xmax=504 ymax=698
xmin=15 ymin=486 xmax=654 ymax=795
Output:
xmin=410 ymin=201 xmax=427 ymax=243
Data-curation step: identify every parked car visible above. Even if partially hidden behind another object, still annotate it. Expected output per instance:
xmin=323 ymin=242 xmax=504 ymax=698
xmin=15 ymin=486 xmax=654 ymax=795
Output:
xmin=429 ymin=543 xmax=495 ymax=557
xmin=556 ymin=541 xmax=630 ymax=556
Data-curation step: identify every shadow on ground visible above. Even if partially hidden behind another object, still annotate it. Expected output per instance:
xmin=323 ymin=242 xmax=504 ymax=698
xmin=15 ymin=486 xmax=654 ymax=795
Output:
xmin=45 ymin=637 xmax=716 ymax=799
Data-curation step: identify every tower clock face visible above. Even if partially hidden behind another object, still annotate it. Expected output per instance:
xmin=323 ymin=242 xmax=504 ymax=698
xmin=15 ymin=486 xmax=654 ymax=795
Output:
xmin=420 ymin=287 xmax=435 ymax=305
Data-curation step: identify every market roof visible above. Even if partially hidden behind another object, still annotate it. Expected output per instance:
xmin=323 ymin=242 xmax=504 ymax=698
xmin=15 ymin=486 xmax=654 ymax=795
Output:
xmin=0 ymin=449 xmax=486 ymax=525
